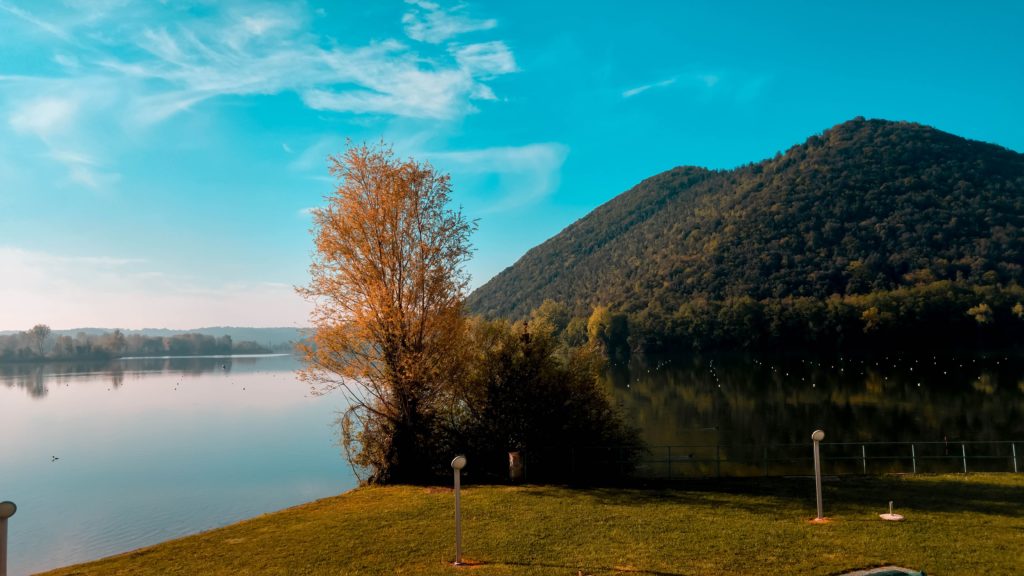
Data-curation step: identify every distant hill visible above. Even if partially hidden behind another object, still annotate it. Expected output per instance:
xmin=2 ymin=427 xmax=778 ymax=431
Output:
xmin=468 ymin=118 xmax=1024 ymax=320
xmin=466 ymin=116 xmax=1024 ymax=350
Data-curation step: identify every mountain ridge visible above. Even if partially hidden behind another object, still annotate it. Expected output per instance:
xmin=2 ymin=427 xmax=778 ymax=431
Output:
xmin=467 ymin=118 xmax=1024 ymax=323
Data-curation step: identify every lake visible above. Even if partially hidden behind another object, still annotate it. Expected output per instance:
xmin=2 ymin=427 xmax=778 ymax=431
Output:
xmin=2 ymin=352 xmax=1023 ymax=574
xmin=602 ymin=353 xmax=1024 ymax=477
xmin=0 ymin=355 xmax=354 ymax=576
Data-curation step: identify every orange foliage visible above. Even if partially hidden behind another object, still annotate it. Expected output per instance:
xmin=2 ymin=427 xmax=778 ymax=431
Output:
xmin=298 ymin=141 xmax=475 ymax=482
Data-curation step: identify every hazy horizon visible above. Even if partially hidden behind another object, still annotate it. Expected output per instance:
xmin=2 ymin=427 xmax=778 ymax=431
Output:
xmin=0 ymin=325 xmax=309 ymax=333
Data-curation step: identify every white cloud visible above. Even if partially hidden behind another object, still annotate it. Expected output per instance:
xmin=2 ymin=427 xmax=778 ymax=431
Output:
xmin=77 ymin=8 xmax=513 ymax=123
xmin=430 ymin=143 xmax=569 ymax=212
xmin=0 ymin=1 xmax=517 ymax=191
xmin=8 ymin=97 xmax=77 ymax=137
xmin=402 ymin=0 xmax=497 ymax=44
xmin=47 ymin=148 xmax=120 ymax=189
xmin=622 ymin=72 xmax=765 ymax=102
xmin=0 ymin=246 xmax=309 ymax=330
xmin=622 ymin=77 xmax=676 ymax=99
xmin=53 ymin=53 xmax=80 ymax=69
xmin=451 ymin=41 xmax=517 ymax=77
xmin=7 ymin=95 xmax=120 ymax=189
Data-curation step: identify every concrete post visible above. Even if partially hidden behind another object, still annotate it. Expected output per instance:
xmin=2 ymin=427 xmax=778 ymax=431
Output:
xmin=451 ymin=456 xmax=467 ymax=565
xmin=0 ymin=501 xmax=16 ymax=576
xmin=811 ymin=430 xmax=825 ymax=520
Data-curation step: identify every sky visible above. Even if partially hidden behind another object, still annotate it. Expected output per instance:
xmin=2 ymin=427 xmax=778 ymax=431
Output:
xmin=1 ymin=0 xmax=1022 ymax=330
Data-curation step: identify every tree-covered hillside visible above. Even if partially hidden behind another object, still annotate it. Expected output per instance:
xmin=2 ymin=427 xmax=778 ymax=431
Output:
xmin=467 ymin=118 xmax=1024 ymax=353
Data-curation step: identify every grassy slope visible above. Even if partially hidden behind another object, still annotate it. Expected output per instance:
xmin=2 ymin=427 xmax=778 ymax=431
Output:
xmin=42 ymin=474 xmax=1023 ymax=576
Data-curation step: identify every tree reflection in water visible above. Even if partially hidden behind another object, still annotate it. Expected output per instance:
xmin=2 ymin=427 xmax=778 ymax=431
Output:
xmin=602 ymin=353 xmax=1024 ymax=447
xmin=0 ymin=355 xmax=294 ymax=398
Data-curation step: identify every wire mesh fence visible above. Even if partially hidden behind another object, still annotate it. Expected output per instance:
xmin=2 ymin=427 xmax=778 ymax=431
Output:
xmin=535 ymin=440 xmax=1022 ymax=481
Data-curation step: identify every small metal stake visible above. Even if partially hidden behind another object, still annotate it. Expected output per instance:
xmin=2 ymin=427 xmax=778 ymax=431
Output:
xmin=451 ymin=456 xmax=467 ymax=566
xmin=812 ymin=430 xmax=825 ymax=520
xmin=0 ymin=501 xmax=16 ymax=576
xmin=911 ymin=444 xmax=917 ymax=474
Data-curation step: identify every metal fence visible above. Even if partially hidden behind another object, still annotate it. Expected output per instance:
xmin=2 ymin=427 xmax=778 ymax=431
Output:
xmin=631 ymin=440 xmax=1021 ymax=479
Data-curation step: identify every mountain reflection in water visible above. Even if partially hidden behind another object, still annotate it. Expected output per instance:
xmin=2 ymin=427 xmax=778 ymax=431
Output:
xmin=603 ymin=353 xmax=1024 ymax=447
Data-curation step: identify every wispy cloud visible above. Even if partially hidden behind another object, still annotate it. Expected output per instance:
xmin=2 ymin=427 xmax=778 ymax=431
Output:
xmin=0 ymin=0 xmax=70 ymax=41
xmin=451 ymin=41 xmax=518 ymax=77
xmin=622 ymin=72 xmax=766 ymax=103
xmin=430 ymin=143 xmax=569 ymax=213
xmin=81 ymin=5 xmax=510 ymax=123
xmin=0 ymin=1 xmax=517 ymax=189
xmin=288 ymin=136 xmax=341 ymax=173
xmin=7 ymin=94 xmax=120 ymax=189
xmin=622 ymin=77 xmax=677 ymax=99
xmin=402 ymin=0 xmax=497 ymax=44
xmin=8 ymin=96 xmax=77 ymax=136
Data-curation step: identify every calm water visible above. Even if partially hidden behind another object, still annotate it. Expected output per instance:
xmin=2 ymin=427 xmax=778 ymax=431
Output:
xmin=0 ymin=355 xmax=354 ymax=576
xmin=3 ymin=352 xmax=1023 ymax=574
xmin=604 ymin=353 xmax=1024 ymax=447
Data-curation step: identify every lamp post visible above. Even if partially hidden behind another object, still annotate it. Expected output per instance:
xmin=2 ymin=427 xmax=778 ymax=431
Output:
xmin=451 ymin=456 xmax=467 ymax=565
xmin=811 ymin=430 xmax=825 ymax=520
xmin=0 ymin=501 xmax=16 ymax=576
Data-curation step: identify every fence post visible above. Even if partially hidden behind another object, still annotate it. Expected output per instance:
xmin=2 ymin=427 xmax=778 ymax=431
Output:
xmin=911 ymin=444 xmax=916 ymax=474
xmin=961 ymin=443 xmax=967 ymax=473
xmin=1013 ymin=443 xmax=1018 ymax=474
xmin=862 ymin=445 xmax=867 ymax=475
xmin=0 ymin=501 xmax=15 ymax=576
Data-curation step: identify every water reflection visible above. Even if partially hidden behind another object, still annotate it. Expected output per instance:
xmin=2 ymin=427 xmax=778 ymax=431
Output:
xmin=0 ymin=354 xmax=294 ymax=398
xmin=0 ymin=354 xmax=350 ymax=576
xmin=603 ymin=353 xmax=1024 ymax=447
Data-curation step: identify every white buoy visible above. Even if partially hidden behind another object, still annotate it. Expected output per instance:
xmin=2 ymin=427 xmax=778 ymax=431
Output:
xmin=880 ymin=500 xmax=904 ymax=521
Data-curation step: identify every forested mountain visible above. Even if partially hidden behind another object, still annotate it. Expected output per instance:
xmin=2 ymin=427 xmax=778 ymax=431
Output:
xmin=467 ymin=118 xmax=1024 ymax=353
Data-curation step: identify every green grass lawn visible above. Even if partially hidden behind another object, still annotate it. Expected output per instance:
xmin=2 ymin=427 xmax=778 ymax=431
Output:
xmin=41 ymin=474 xmax=1023 ymax=576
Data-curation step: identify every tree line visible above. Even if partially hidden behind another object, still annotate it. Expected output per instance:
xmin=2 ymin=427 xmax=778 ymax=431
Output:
xmin=0 ymin=326 xmax=272 ymax=363
xmin=533 ymin=281 xmax=1024 ymax=361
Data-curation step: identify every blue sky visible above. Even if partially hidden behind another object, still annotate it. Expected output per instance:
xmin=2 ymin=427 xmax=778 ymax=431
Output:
xmin=1 ymin=0 xmax=1022 ymax=330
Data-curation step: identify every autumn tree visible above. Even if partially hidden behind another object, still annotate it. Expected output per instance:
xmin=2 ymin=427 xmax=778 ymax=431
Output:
xmin=299 ymin=142 xmax=475 ymax=484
